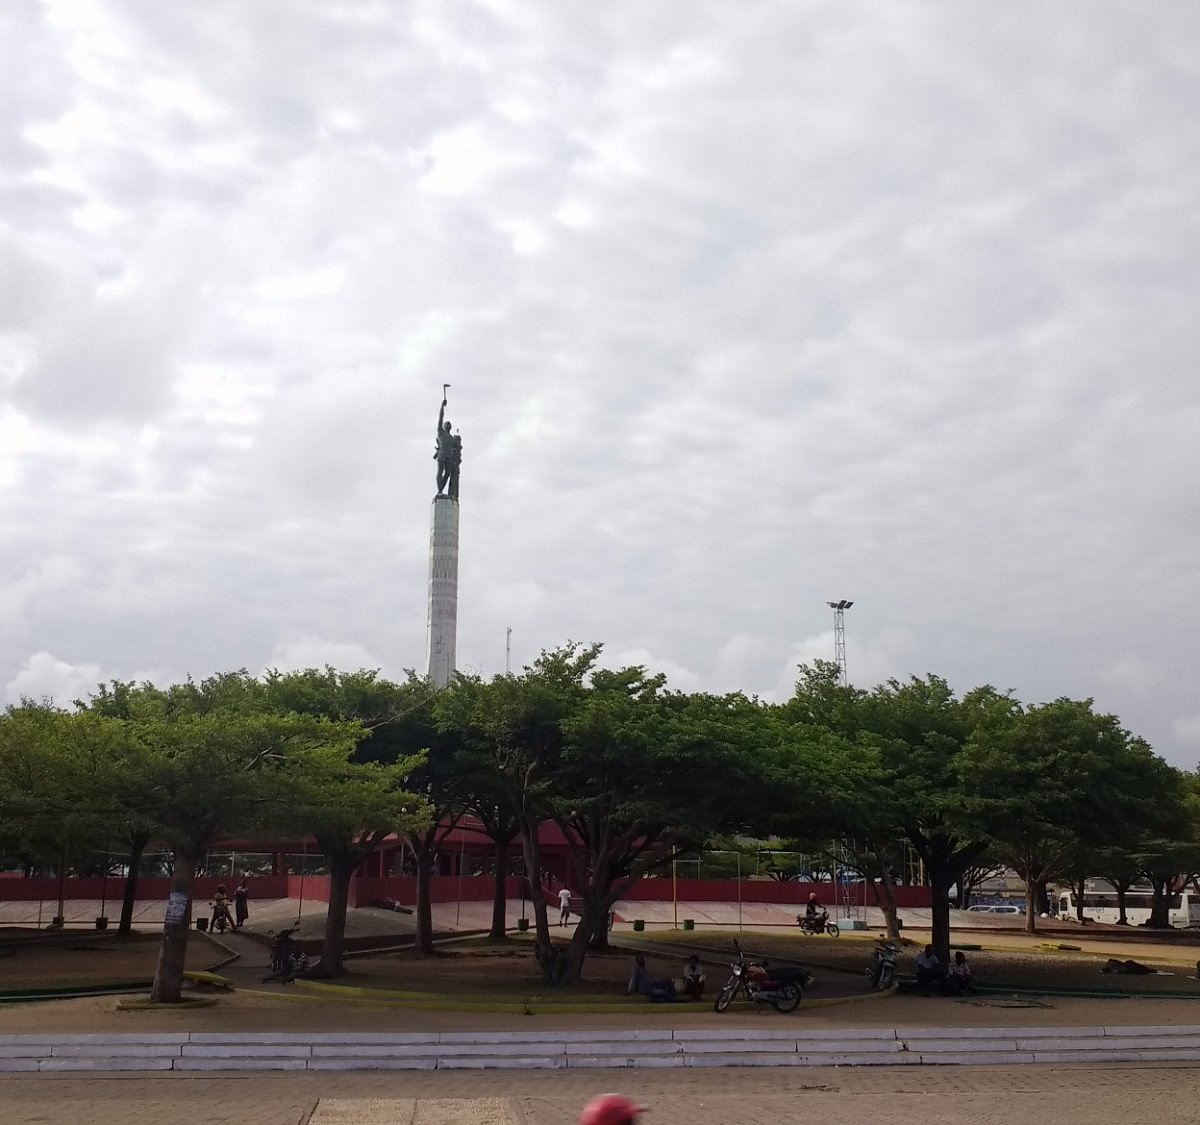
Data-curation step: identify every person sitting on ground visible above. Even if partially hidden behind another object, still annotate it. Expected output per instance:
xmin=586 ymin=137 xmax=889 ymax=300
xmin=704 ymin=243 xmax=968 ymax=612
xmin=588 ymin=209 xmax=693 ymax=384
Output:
xmin=580 ymin=1094 xmax=648 ymax=1125
xmin=681 ymin=954 xmax=705 ymax=1000
xmin=915 ymin=944 xmax=942 ymax=996
xmin=626 ymin=952 xmax=676 ymax=1002
xmin=945 ymin=950 xmax=973 ymax=995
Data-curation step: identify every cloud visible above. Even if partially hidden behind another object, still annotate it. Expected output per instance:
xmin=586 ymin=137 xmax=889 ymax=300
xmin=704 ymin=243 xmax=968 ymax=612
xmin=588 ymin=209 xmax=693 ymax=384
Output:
xmin=3 ymin=1 xmax=1200 ymax=767
xmin=602 ymin=646 xmax=703 ymax=692
xmin=6 ymin=651 xmax=101 ymax=707
xmin=1172 ymin=715 xmax=1200 ymax=752
xmin=266 ymin=635 xmax=385 ymax=676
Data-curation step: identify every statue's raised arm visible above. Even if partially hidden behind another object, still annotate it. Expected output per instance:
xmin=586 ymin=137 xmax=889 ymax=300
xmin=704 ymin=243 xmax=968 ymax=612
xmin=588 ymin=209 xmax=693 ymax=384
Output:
xmin=434 ymin=388 xmax=461 ymax=500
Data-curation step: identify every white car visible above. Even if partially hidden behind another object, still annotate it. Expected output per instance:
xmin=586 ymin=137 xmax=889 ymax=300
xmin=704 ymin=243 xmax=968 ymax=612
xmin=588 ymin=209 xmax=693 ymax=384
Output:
xmin=966 ymin=904 xmax=1022 ymax=915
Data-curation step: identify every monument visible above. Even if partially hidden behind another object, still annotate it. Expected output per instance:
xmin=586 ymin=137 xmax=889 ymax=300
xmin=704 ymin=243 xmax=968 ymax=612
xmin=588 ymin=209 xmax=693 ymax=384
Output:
xmin=426 ymin=386 xmax=462 ymax=688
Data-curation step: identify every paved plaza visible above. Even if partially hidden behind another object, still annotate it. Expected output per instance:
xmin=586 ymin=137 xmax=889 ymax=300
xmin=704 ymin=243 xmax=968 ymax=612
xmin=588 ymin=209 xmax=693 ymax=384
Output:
xmin=4 ymin=1061 xmax=1200 ymax=1125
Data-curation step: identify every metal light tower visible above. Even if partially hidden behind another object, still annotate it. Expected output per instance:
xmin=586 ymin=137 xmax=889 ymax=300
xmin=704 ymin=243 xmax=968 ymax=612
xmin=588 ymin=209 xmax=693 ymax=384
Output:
xmin=827 ymin=600 xmax=853 ymax=686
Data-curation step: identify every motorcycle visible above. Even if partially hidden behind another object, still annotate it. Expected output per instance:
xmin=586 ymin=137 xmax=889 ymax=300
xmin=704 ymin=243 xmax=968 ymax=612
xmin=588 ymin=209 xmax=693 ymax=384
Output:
xmin=796 ymin=910 xmax=840 ymax=938
xmin=866 ymin=937 xmax=898 ymax=989
xmin=208 ymin=900 xmax=234 ymax=934
xmin=264 ymin=924 xmax=310 ymax=983
xmin=713 ymin=940 xmax=803 ymax=1013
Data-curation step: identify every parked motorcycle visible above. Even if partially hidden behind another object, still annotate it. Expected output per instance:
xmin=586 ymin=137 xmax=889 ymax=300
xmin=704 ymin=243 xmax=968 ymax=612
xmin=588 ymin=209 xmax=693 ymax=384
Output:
xmin=713 ymin=940 xmax=803 ymax=1013
xmin=796 ymin=910 xmax=840 ymax=938
xmin=866 ymin=937 xmax=898 ymax=989
xmin=264 ymin=924 xmax=310 ymax=983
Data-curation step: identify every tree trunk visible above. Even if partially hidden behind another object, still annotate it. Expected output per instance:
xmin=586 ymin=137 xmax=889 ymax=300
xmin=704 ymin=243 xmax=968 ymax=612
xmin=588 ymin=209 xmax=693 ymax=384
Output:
xmin=414 ymin=845 xmax=435 ymax=955
xmin=1071 ymin=874 xmax=1087 ymax=922
xmin=562 ymin=894 xmax=619 ymax=983
xmin=310 ymin=850 xmax=356 ymax=978
xmin=867 ymin=856 xmax=902 ymax=940
xmin=119 ymin=831 xmax=149 ymax=936
xmin=518 ymin=824 xmax=551 ymax=952
xmin=490 ymin=840 xmax=509 ymax=941
xmin=1148 ymin=878 xmax=1171 ymax=928
xmin=150 ymin=849 xmax=197 ymax=1003
xmin=589 ymin=907 xmax=611 ymax=952
xmin=930 ymin=868 xmax=953 ymax=964
xmin=55 ymin=846 xmax=67 ymax=922
xmin=1117 ymin=887 xmax=1129 ymax=925
xmin=1024 ymin=876 xmax=1038 ymax=934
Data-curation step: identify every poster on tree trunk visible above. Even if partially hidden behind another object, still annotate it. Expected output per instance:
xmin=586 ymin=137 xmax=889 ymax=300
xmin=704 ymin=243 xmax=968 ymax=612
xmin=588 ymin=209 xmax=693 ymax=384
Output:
xmin=164 ymin=891 xmax=188 ymax=927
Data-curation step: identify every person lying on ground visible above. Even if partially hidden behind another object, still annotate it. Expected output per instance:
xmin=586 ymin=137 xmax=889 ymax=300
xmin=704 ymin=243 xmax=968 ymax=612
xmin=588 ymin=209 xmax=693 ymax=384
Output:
xmin=627 ymin=952 xmax=677 ymax=1001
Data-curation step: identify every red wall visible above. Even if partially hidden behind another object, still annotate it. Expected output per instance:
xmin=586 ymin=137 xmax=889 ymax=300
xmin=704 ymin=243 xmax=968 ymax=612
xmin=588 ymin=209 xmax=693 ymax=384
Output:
xmin=0 ymin=873 xmax=930 ymax=909
xmin=0 ymin=875 xmax=289 ymax=903
xmin=348 ymin=875 xmax=526 ymax=908
xmin=619 ymin=879 xmax=932 ymax=908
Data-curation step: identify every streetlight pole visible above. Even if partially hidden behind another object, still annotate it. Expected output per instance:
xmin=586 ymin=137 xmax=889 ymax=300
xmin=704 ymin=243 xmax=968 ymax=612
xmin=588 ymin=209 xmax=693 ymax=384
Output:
xmin=827 ymin=600 xmax=853 ymax=687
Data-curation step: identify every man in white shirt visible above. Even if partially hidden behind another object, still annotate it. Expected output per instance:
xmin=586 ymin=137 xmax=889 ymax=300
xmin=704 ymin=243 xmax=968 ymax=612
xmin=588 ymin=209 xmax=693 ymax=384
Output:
xmin=558 ymin=886 xmax=572 ymax=926
xmin=915 ymin=944 xmax=942 ymax=995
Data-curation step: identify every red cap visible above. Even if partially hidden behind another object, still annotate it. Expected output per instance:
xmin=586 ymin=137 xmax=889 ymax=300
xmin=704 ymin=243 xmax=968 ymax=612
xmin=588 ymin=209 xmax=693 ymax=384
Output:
xmin=580 ymin=1094 xmax=648 ymax=1125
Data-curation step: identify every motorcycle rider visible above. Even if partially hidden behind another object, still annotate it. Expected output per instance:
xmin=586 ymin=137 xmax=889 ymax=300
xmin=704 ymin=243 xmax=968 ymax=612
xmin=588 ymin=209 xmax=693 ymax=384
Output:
xmin=803 ymin=893 xmax=827 ymax=930
xmin=211 ymin=884 xmax=234 ymax=932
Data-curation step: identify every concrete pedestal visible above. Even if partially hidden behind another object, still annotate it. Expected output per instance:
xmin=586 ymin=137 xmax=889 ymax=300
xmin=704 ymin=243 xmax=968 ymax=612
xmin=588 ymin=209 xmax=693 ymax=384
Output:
xmin=425 ymin=496 xmax=459 ymax=688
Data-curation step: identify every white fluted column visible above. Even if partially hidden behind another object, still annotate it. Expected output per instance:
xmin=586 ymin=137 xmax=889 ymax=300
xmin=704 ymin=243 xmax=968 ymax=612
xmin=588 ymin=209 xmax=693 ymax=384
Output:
xmin=426 ymin=496 xmax=459 ymax=688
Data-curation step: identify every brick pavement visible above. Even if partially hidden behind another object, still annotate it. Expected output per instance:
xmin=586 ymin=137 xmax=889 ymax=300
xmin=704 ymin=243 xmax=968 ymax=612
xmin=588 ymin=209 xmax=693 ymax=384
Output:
xmin=3 ymin=1063 xmax=1200 ymax=1125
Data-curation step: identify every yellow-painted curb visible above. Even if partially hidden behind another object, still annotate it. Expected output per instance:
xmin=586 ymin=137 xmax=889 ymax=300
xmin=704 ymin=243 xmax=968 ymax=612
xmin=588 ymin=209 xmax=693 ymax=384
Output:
xmin=116 ymin=995 xmax=219 ymax=1011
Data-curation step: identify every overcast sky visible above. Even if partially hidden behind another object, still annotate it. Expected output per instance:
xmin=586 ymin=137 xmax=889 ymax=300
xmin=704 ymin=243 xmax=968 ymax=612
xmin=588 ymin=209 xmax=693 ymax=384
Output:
xmin=3 ymin=2 xmax=1199 ymax=765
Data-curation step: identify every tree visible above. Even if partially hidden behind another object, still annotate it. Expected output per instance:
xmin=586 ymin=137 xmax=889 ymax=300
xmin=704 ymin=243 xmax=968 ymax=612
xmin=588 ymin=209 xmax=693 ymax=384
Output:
xmin=547 ymin=668 xmax=777 ymax=981
xmin=858 ymin=677 xmax=998 ymax=963
xmin=1132 ymin=760 xmax=1200 ymax=928
xmin=0 ymin=704 xmax=137 ymax=924
xmin=434 ymin=645 xmax=601 ymax=956
xmin=96 ymin=674 xmax=364 ymax=1003
xmin=958 ymin=698 xmax=1124 ymax=933
xmin=260 ymin=668 xmax=431 ymax=976
xmin=780 ymin=662 xmax=910 ymax=939
xmin=79 ymin=681 xmax=166 ymax=935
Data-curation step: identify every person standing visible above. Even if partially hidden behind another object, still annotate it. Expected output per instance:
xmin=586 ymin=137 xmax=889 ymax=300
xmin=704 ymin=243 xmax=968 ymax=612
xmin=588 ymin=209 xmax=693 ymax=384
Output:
xmin=559 ymin=885 xmax=572 ymax=926
xmin=233 ymin=876 xmax=250 ymax=930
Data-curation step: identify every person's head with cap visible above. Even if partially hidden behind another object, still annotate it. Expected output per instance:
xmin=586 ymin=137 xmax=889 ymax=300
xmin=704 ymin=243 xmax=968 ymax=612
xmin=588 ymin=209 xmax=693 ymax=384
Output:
xmin=580 ymin=1093 xmax=647 ymax=1125
xmin=809 ymin=892 xmax=817 ymax=901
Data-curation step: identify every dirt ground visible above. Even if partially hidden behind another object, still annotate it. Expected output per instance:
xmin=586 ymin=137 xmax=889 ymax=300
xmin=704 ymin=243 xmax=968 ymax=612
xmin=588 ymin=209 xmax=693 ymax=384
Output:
xmin=4 ymin=921 xmax=1200 ymax=1039
xmin=0 ymin=930 xmax=222 ymax=990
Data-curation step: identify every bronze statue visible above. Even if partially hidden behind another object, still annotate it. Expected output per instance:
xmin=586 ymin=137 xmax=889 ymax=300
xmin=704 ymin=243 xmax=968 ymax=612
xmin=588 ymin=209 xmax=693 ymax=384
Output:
xmin=434 ymin=386 xmax=462 ymax=500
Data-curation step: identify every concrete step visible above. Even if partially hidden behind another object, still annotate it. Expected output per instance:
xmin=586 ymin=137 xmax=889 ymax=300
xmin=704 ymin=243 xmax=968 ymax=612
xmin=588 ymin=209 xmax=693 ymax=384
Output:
xmin=3 ymin=1025 xmax=1200 ymax=1071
